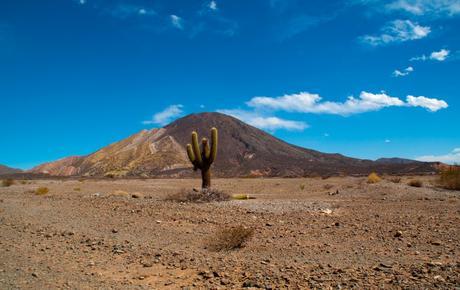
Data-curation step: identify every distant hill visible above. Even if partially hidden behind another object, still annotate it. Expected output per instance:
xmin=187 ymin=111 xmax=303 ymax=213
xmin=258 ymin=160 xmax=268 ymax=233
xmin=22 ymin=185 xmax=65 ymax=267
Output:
xmin=29 ymin=112 xmax=439 ymax=177
xmin=0 ymin=164 xmax=22 ymax=175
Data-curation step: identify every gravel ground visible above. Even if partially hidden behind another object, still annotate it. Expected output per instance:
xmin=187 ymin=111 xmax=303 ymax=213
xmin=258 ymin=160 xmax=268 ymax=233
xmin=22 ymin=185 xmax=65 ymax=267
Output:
xmin=0 ymin=176 xmax=459 ymax=289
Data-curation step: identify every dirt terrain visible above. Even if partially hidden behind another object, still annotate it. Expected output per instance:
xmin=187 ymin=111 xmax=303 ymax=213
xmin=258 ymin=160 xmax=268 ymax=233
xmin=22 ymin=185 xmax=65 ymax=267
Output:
xmin=0 ymin=176 xmax=459 ymax=289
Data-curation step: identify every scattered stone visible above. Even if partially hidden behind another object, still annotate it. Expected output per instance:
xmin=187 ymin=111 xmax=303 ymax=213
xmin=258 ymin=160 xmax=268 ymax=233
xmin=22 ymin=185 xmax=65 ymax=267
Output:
xmin=31 ymin=272 xmax=38 ymax=278
xmin=142 ymin=262 xmax=153 ymax=268
xmin=430 ymin=241 xmax=442 ymax=246
xmin=112 ymin=229 xmax=118 ymax=233
xmin=131 ymin=193 xmax=143 ymax=199
xmin=394 ymin=231 xmax=403 ymax=238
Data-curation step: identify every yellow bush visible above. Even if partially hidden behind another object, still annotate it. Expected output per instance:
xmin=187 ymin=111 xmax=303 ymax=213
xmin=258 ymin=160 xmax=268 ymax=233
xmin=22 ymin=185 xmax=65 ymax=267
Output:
xmin=35 ymin=187 xmax=49 ymax=195
xmin=367 ymin=172 xmax=381 ymax=184
xmin=1 ymin=179 xmax=14 ymax=187
xmin=438 ymin=166 xmax=460 ymax=190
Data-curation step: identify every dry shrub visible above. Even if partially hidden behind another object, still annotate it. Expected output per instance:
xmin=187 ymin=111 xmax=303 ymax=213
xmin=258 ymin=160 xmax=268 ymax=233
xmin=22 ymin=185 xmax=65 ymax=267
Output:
xmin=110 ymin=190 xmax=130 ymax=197
xmin=389 ymin=177 xmax=402 ymax=183
xmin=367 ymin=172 xmax=381 ymax=184
xmin=232 ymin=194 xmax=254 ymax=200
xmin=207 ymin=226 xmax=254 ymax=251
xmin=166 ymin=188 xmax=230 ymax=203
xmin=408 ymin=179 xmax=423 ymax=187
xmin=1 ymin=179 xmax=14 ymax=187
xmin=299 ymin=184 xmax=305 ymax=190
xmin=438 ymin=166 xmax=460 ymax=190
xmin=35 ymin=187 xmax=49 ymax=195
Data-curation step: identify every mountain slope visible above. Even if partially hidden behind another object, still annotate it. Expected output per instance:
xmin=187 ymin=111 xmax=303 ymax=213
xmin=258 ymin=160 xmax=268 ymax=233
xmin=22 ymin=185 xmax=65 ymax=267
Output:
xmin=29 ymin=112 xmax=438 ymax=177
xmin=0 ymin=165 xmax=22 ymax=175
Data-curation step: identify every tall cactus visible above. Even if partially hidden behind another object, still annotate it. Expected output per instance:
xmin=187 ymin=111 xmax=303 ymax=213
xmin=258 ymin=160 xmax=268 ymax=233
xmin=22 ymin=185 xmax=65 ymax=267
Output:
xmin=186 ymin=128 xmax=218 ymax=189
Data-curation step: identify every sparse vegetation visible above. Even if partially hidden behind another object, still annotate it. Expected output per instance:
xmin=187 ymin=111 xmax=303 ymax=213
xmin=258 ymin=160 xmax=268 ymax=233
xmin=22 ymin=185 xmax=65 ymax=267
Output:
xmin=232 ymin=194 xmax=254 ymax=200
xmin=207 ymin=226 xmax=254 ymax=251
xmin=438 ymin=166 xmax=460 ymax=190
xmin=73 ymin=187 xmax=81 ymax=191
xmin=299 ymin=184 xmax=305 ymax=190
xmin=185 ymin=127 xmax=218 ymax=189
xmin=110 ymin=190 xmax=129 ymax=197
xmin=388 ymin=177 xmax=402 ymax=183
xmin=1 ymin=179 xmax=14 ymax=187
xmin=323 ymin=184 xmax=334 ymax=190
xmin=166 ymin=188 xmax=230 ymax=203
xmin=35 ymin=187 xmax=49 ymax=195
xmin=408 ymin=179 xmax=423 ymax=187
xmin=367 ymin=172 xmax=381 ymax=184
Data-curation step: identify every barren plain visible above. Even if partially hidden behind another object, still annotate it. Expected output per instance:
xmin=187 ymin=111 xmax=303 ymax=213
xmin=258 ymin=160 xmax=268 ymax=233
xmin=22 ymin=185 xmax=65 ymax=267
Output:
xmin=0 ymin=176 xmax=459 ymax=289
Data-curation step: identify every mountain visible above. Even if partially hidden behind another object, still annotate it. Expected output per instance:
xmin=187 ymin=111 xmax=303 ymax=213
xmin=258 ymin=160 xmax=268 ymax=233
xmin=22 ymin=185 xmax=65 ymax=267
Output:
xmin=29 ymin=112 xmax=439 ymax=177
xmin=0 ymin=164 xmax=22 ymax=175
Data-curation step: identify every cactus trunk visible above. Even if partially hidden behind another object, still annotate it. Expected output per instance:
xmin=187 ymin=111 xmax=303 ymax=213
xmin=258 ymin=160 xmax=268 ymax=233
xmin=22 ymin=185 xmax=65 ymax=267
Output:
xmin=201 ymin=168 xmax=211 ymax=189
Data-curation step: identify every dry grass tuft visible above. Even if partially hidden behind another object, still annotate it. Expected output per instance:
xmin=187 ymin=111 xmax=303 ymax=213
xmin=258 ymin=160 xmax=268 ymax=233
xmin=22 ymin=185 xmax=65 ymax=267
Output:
xmin=166 ymin=188 xmax=230 ymax=203
xmin=35 ymin=187 xmax=49 ymax=195
xmin=1 ymin=179 xmax=14 ymax=187
xmin=367 ymin=172 xmax=381 ymax=184
xmin=388 ymin=177 xmax=402 ymax=183
xmin=408 ymin=179 xmax=423 ymax=187
xmin=73 ymin=187 xmax=81 ymax=191
xmin=110 ymin=190 xmax=130 ymax=197
xmin=438 ymin=166 xmax=460 ymax=190
xmin=207 ymin=226 xmax=254 ymax=251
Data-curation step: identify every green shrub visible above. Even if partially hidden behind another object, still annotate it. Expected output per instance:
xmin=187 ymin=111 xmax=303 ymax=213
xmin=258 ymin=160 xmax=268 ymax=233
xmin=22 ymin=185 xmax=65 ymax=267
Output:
xmin=438 ymin=166 xmax=460 ymax=190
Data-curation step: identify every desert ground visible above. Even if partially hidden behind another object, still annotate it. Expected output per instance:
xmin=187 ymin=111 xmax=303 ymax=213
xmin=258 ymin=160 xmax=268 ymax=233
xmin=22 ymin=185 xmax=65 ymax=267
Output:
xmin=0 ymin=176 xmax=459 ymax=289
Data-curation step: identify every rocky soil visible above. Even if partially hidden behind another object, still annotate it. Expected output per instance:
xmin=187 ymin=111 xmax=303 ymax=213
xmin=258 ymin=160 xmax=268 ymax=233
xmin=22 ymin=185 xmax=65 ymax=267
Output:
xmin=0 ymin=176 xmax=459 ymax=289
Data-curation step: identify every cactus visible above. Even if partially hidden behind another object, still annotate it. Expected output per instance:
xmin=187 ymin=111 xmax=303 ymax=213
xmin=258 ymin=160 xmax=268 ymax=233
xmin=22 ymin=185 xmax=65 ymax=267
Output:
xmin=186 ymin=127 xmax=218 ymax=189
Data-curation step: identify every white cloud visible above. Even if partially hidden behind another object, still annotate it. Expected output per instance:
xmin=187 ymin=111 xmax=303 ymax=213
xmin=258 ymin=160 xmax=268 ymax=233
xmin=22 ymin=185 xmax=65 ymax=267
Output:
xmin=246 ymin=91 xmax=448 ymax=115
xmin=209 ymin=1 xmax=218 ymax=10
xmin=393 ymin=66 xmax=414 ymax=77
xmin=416 ymin=148 xmax=460 ymax=164
xmin=385 ymin=139 xmax=392 ymax=143
xmin=385 ymin=0 xmax=460 ymax=17
xmin=411 ymin=48 xmax=450 ymax=61
xmin=170 ymin=15 xmax=184 ymax=29
xmin=248 ymin=91 xmax=405 ymax=115
xmin=143 ymin=105 xmax=184 ymax=126
xmin=360 ymin=19 xmax=430 ymax=46
xmin=79 ymin=0 xmax=86 ymax=4
xmin=217 ymin=109 xmax=308 ymax=131
xmin=406 ymin=95 xmax=448 ymax=111
xmin=430 ymin=48 xmax=450 ymax=61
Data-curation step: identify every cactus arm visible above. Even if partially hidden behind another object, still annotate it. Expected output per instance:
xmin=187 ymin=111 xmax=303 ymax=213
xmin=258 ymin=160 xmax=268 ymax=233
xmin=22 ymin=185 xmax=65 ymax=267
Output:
xmin=186 ymin=144 xmax=195 ymax=163
xmin=209 ymin=127 xmax=218 ymax=163
xmin=202 ymin=138 xmax=211 ymax=161
xmin=191 ymin=131 xmax=203 ymax=167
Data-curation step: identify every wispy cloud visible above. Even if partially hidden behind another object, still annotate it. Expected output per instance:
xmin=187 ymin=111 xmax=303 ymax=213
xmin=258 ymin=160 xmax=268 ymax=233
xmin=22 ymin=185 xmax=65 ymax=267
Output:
xmin=416 ymin=148 xmax=460 ymax=164
xmin=385 ymin=0 xmax=460 ymax=18
xmin=411 ymin=48 xmax=450 ymax=61
xmin=107 ymin=4 xmax=156 ymax=19
xmin=247 ymin=91 xmax=448 ymax=114
xmin=217 ymin=109 xmax=308 ymax=131
xmin=209 ymin=1 xmax=217 ymax=11
xmin=360 ymin=19 xmax=430 ymax=46
xmin=352 ymin=0 xmax=460 ymax=19
xmin=393 ymin=66 xmax=414 ymax=77
xmin=143 ymin=105 xmax=184 ymax=126
xmin=170 ymin=15 xmax=184 ymax=29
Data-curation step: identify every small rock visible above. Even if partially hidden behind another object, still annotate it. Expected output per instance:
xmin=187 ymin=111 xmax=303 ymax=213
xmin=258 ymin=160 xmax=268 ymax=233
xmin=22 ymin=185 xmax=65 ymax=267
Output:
xmin=31 ymin=272 xmax=38 ymax=278
xmin=394 ymin=231 xmax=403 ymax=238
xmin=220 ymin=278 xmax=230 ymax=285
xmin=142 ymin=262 xmax=153 ymax=268
xmin=131 ymin=193 xmax=143 ymax=199
xmin=112 ymin=229 xmax=118 ymax=233
xmin=431 ymin=241 xmax=442 ymax=246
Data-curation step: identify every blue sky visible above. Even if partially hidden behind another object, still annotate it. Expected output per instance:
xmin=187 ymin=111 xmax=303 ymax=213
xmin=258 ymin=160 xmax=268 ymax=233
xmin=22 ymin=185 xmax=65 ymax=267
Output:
xmin=1 ymin=0 xmax=459 ymax=169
